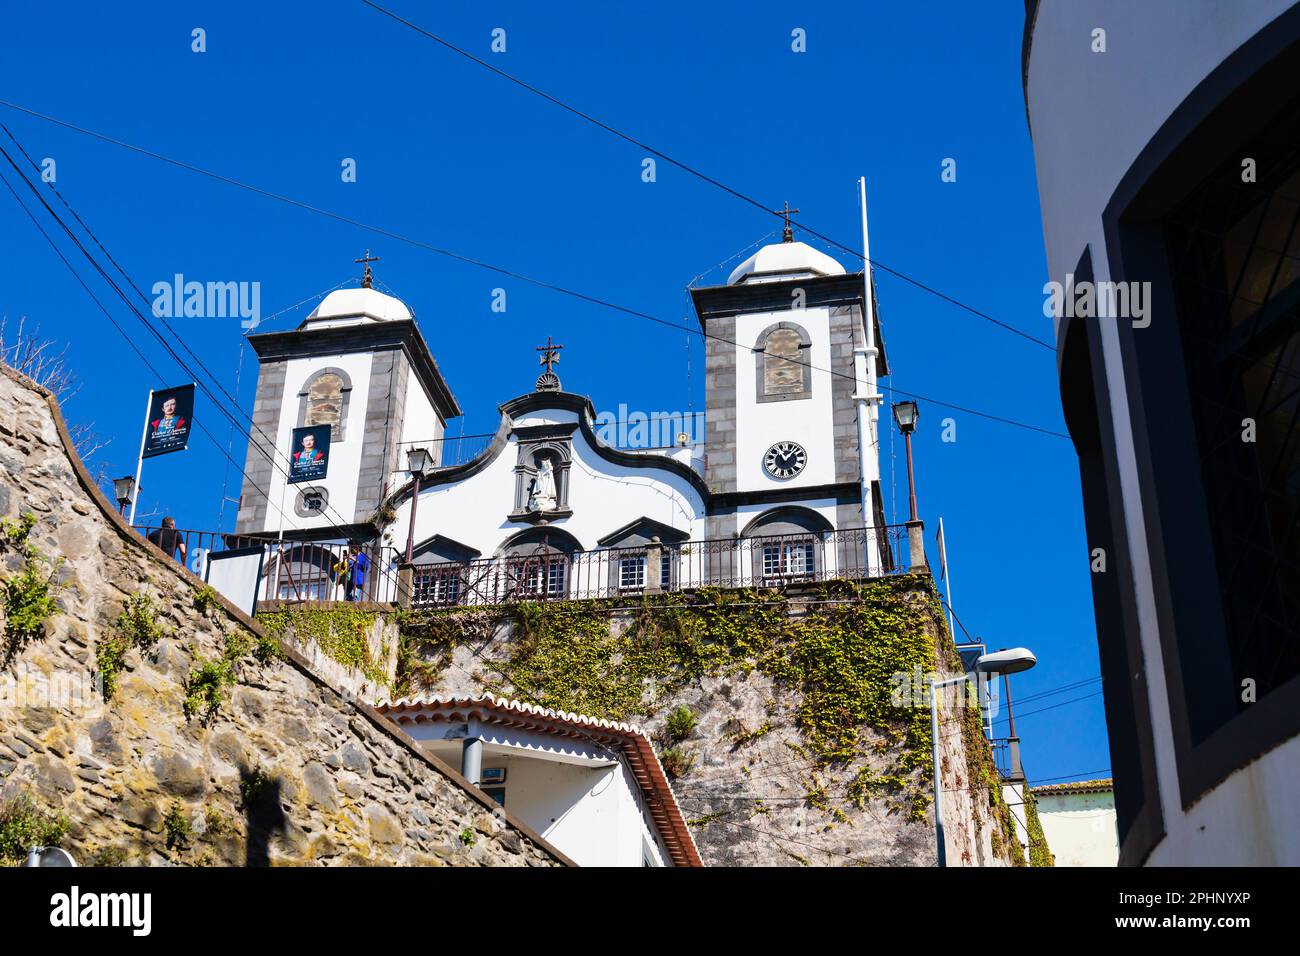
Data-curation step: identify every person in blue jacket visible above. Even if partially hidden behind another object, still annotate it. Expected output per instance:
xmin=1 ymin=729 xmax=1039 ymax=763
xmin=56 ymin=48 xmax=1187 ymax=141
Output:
xmin=343 ymin=540 xmax=369 ymax=602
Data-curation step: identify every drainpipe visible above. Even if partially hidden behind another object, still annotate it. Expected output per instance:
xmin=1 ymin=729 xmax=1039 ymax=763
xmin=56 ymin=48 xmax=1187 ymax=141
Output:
xmin=461 ymin=720 xmax=483 ymax=786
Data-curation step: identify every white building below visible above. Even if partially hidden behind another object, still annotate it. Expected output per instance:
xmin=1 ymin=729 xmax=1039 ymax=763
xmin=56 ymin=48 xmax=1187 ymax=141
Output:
xmin=378 ymin=695 xmax=701 ymax=867
xmin=1030 ymin=779 xmax=1119 ymax=868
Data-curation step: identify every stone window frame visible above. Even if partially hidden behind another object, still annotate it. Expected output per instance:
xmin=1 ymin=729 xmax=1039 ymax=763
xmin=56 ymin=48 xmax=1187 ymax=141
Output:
xmin=293 ymin=486 xmax=329 ymax=518
xmin=753 ymin=321 xmax=813 ymax=403
xmin=296 ymin=366 xmax=354 ymax=443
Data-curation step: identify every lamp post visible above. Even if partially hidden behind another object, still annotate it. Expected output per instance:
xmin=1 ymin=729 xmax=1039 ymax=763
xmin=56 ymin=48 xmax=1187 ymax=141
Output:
xmin=928 ymin=646 xmax=1036 ymax=867
xmin=891 ymin=400 xmax=919 ymax=522
xmin=403 ymin=447 xmax=431 ymax=565
xmin=113 ymin=475 xmax=137 ymax=517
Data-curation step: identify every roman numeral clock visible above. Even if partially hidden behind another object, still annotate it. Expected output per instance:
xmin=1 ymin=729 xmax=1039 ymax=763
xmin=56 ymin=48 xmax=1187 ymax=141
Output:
xmin=763 ymin=441 xmax=807 ymax=480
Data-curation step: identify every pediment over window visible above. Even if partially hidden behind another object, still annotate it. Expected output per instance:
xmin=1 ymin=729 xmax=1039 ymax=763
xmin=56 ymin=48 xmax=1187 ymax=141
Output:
xmin=597 ymin=517 xmax=691 ymax=548
xmin=411 ymin=534 xmax=481 ymax=565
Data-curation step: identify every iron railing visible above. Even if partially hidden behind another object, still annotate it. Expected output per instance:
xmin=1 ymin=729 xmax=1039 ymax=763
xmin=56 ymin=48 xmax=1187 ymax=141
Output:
xmin=134 ymin=524 xmax=909 ymax=609
xmin=132 ymin=526 xmax=403 ymax=604
xmin=408 ymin=525 xmax=907 ymax=609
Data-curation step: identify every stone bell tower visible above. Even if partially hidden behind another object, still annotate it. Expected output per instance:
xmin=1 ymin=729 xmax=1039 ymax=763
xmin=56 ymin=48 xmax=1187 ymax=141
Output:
xmin=235 ymin=260 xmax=461 ymax=538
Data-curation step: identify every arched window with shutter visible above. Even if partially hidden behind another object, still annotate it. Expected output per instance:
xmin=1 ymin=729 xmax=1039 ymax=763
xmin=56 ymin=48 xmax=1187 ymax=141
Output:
xmin=296 ymin=367 xmax=353 ymax=441
xmin=755 ymin=322 xmax=812 ymax=402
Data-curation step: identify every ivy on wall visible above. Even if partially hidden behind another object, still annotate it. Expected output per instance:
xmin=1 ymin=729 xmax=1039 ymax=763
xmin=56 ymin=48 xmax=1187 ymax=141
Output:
xmin=395 ymin=574 xmax=970 ymax=824
xmin=258 ymin=604 xmax=389 ymax=687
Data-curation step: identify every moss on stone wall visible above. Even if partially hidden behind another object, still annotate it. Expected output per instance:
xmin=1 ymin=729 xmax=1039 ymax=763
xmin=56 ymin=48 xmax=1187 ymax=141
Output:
xmin=259 ymin=605 xmax=388 ymax=686
xmin=1025 ymin=790 xmax=1054 ymax=867
xmin=396 ymin=575 xmax=958 ymax=824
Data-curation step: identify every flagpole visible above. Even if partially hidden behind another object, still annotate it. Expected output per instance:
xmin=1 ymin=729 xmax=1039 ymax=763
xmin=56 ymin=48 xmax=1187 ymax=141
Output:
xmin=127 ymin=390 xmax=152 ymax=526
xmin=857 ymin=176 xmax=882 ymax=573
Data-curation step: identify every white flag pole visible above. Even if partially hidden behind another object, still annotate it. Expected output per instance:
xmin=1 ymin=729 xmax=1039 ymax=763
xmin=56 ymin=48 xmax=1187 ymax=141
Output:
xmin=127 ymin=389 xmax=152 ymax=526
xmin=857 ymin=177 xmax=882 ymax=573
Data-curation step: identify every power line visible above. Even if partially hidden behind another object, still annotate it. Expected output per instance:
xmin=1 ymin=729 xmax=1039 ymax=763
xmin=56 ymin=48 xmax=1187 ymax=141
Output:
xmin=0 ymin=139 xmax=382 ymax=549
xmin=0 ymin=162 xmax=306 ymax=536
xmin=0 ymin=99 xmax=1069 ymax=440
xmin=360 ymin=0 xmax=1056 ymax=352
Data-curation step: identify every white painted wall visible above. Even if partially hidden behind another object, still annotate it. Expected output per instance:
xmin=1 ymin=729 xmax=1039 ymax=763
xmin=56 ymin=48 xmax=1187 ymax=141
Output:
xmin=399 ymin=372 xmax=444 ymax=461
xmin=409 ymin=725 xmax=672 ymax=867
xmin=733 ymin=306 xmax=838 ymax=492
xmin=396 ymin=402 xmax=709 ymax=558
xmin=1028 ymin=0 xmax=1300 ymax=866
xmin=1034 ymin=790 xmax=1119 ymax=867
xmin=263 ymin=351 xmax=374 ymax=533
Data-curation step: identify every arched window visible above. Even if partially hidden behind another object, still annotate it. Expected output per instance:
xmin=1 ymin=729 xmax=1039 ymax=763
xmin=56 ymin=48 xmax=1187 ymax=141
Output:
xmin=297 ymin=367 xmax=352 ymax=442
xmin=755 ymin=323 xmax=812 ymax=402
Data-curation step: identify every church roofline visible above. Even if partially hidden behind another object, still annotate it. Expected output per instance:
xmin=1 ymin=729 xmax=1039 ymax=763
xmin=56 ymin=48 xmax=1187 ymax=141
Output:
xmin=386 ymin=389 xmax=712 ymax=507
xmin=247 ymin=318 xmax=462 ymax=420
xmin=690 ymin=270 xmax=890 ymax=379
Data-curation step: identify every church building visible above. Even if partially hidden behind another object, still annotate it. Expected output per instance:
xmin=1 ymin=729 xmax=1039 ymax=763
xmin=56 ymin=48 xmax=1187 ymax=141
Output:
xmin=234 ymin=231 xmax=895 ymax=605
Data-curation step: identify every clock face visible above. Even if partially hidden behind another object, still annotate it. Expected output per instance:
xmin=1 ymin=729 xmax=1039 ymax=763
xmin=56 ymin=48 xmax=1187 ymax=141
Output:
xmin=763 ymin=441 xmax=807 ymax=480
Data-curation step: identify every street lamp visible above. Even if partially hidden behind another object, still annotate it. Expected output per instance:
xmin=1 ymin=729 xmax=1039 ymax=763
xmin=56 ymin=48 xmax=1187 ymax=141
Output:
xmin=403 ymin=447 xmax=431 ymax=565
xmin=891 ymin=401 xmax=920 ymax=522
xmin=929 ymin=646 xmax=1036 ymax=867
xmin=113 ymin=475 xmax=137 ymax=517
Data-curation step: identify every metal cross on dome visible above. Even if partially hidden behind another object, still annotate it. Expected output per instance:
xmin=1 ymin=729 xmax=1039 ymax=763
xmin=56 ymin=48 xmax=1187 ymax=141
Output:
xmin=773 ymin=201 xmax=800 ymax=243
xmin=355 ymin=249 xmax=380 ymax=289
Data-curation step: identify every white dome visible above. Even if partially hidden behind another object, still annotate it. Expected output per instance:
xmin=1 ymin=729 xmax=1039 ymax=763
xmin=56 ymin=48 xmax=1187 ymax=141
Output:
xmin=727 ymin=240 xmax=847 ymax=285
xmin=303 ymin=287 xmax=412 ymax=328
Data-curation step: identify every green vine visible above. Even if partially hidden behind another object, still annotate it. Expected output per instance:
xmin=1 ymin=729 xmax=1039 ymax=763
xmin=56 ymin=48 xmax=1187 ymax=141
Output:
xmin=395 ymin=574 xmax=957 ymax=824
xmin=0 ymin=791 xmax=69 ymax=866
xmin=0 ymin=512 xmax=64 ymax=668
xmin=96 ymin=589 xmax=170 ymax=701
xmin=259 ymin=604 xmax=387 ymax=685
xmin=182 ymin=632 xmax=252 ymax=724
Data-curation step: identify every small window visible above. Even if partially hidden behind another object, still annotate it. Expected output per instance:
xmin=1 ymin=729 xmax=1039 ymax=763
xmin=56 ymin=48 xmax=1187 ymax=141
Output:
xmin=620 ymin=556 xmax=646 ymax=590
xmin=762 ymin=543 xmax=814 ymax=579
xmin=482 ymin=786 xmax=506 ymax=807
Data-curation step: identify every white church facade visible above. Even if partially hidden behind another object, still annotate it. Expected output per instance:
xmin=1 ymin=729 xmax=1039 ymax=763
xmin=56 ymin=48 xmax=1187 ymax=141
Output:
xmin=233 ymin=234 xmax=900 ymax=605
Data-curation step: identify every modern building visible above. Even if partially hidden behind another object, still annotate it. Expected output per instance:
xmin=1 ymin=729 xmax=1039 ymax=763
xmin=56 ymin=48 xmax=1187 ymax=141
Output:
xmin=1030 ymin=779 xmax=1119 ymax=868
xmin=1025 ymin=0 xmax=1300 ymax=864
xmin=377 ymin=694 xmax=702 ymax=867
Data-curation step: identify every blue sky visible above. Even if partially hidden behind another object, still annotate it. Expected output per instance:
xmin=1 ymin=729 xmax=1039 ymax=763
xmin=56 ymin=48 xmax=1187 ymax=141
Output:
xmin=0 ymin=2 xmax=1108 ymax=785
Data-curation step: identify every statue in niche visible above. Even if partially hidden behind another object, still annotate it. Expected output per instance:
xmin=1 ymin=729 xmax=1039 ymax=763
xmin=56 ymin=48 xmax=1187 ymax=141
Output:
xmin=528 ymin=457 xmax=558 ymax=512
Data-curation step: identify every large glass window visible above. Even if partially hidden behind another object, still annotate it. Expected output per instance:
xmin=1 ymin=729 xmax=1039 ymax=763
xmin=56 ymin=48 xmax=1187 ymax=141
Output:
xmin=1164 ymin=93 xmax=1300 ymax=724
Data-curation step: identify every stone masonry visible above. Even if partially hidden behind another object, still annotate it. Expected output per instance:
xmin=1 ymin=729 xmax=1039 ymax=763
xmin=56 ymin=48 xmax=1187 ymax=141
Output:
xmin=0 ymin=364 xmax=566 ymax=867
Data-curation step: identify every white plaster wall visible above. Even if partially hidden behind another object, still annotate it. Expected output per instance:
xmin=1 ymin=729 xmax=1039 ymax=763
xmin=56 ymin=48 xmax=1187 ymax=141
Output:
xmin=412 ymin=729 xmax=671 ymax=867
xmin=1034 ymin=791 xmax=1119 ymax=867
xmin=486 ymin=753 xmax=668 ymax=867
xmin=263 ymin=351 xmax=373 ymax=533
xmin=399 ymin=374 xmax=443 ymax=462
xmin=396 ymin=407 xmax=708 ymax=557
xmin=1028 ymin=0 xmax=1300 ymax=866
xmin=733 ymin=306 xmax=837 ymax=493
xmin=1027 ymin=0 xmax=1295 ymax=312
xmin=1146 ymin=733 xmax=1300 ymax=866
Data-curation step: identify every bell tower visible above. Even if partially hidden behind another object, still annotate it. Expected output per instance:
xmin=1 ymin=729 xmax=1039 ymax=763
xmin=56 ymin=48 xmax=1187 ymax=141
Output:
xmin=690 ymin=228 xmax=888 ymax=538
xmin=235 ymin=266 xmax=461 ymax=539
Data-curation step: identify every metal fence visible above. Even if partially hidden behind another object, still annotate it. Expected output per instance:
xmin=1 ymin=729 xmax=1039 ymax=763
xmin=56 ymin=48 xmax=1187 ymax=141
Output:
xmin=135 ymin=523 xmax=909 ymax=609
xmin=408 ymin=525 xmax=908 ymax=609
xmin=132 ymin=526 xmax=403 ymax=604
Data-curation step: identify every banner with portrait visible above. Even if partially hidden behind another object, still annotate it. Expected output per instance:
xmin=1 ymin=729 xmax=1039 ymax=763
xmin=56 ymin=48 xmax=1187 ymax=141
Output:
xmin=288 ymin=424 xmax=331 ymax=485
xmin=141 ymin=384 xmax=195 ymax=459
